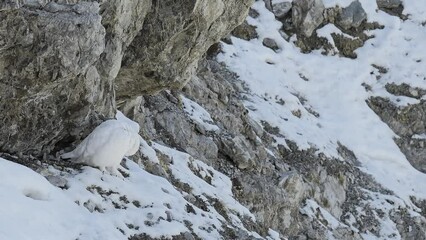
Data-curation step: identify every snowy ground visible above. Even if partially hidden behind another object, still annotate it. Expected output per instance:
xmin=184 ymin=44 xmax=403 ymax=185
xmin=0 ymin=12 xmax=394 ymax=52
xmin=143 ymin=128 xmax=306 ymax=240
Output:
xmin=218 ymin=0 xmax=426 ymax=203
xmin=0 ymin=142 xmax=265 ymax=240
xmin=0 ymin=110 xmax=273 ymax=239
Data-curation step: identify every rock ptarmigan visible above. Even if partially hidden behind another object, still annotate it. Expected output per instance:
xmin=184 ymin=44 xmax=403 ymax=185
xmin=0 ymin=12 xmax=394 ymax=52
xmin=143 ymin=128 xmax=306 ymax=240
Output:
xmin=61 ymin=118 xmax=140 ymax=173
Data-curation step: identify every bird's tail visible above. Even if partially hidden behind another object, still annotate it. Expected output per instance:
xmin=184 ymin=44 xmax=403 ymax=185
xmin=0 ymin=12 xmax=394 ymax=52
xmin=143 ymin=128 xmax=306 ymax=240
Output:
xmin=61 ymin=152 xmax=86 ymax=165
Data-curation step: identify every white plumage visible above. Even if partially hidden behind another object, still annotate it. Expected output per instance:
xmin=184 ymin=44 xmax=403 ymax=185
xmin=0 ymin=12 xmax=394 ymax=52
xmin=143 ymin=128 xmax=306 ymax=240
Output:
xmin=61 ymin=115 xmax=141 ymax=173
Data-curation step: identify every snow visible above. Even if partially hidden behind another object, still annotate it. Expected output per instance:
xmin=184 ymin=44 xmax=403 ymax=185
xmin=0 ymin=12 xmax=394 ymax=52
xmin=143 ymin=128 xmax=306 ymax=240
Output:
xmin=181 ymin=95 xmax=220 ymax=133
xmin=0 ymin=142 xmax=259 ymax=239
xmin=0 ymin=113 xmax=259 ymax=240
xmin=139 ymin=137 xmax=159 ymax=164
xmin=301 ymin=199 xmax=345 ymax=230
xmin=0 ymin=159 xmax=87 ymax=240
xmin=267 ymin=229 xmax=282 ymax=240
xmin=358 ymin=190 xmax=410 ymax=240
xmin=412 ymin=134 xmax=426 ymax=140
xmin=153 ymin=143 xmax=256 ymax=222
xmin=403 ymin=0 xmax=426 ymax=23
xmin=300 ymin=199 xmax=350 ymax=239
xmin=218 ymin=0 xmax=426 ymax=203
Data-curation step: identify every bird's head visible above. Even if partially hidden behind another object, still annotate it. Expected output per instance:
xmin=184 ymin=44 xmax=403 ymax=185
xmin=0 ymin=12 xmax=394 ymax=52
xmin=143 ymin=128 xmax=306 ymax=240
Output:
xmin=116 ymin=111 xmax=140 ymax=133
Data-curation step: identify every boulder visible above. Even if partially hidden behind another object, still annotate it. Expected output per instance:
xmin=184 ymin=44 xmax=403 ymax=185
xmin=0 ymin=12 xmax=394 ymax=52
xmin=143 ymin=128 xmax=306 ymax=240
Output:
xmin=337 ymin=1 xmax=367 ymax=30
xmin=262 ymin=38 xmax=280 ymax=51
xmin=292 ymin=0 xmax=325 ymax=37
xmin=232 ymin=20 xmax=259 ymax=41
xmin=377 ymin=0 xmax=403 ymax=9
xmin=272 ymin=1 xmax=292 ymax=19
xmin=114 ymin=0 xmax=254 ymax=98
xmin=0 ymin=2 xmax=111 ymax=156
xmin=376 ymin=0 xmax=405 ymax=18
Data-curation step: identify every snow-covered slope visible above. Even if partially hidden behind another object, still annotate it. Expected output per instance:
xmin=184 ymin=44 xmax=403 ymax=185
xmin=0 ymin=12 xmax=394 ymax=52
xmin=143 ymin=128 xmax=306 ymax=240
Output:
xmin=219 ymin=0 xmax=426 ymax=202
xmin=0 ymin=143 xmax=270 ymax=240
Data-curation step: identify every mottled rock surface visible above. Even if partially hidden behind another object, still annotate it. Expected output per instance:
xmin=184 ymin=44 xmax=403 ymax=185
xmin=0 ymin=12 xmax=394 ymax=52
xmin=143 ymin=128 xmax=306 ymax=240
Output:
xmin=292 ymin=0 xmax=325 ymax=37
xmin=115 ymin=0 xmax=254 ymax=97
xmin=337 ymin=0 xmax=367 ymax=30
xmin=0 ymin=0 xmax=252 ymax=156
xmin=231 ymin=20 xmax=259 ymax=41
xmin=0 ymin=1 xmax=111 ymax=156
xmin=271 ymin=1 xmax=292 ymax=19
xmin=377 ymin=0 xmax=405 ymax=19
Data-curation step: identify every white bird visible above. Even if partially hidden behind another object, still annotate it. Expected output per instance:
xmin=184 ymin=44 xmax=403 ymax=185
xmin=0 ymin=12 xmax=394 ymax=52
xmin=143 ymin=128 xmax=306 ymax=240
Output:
xmin=61 ymin=115 xmax=141 ymax=174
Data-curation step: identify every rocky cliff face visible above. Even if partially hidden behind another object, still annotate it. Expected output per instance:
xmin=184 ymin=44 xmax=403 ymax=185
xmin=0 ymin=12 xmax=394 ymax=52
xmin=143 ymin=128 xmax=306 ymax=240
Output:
xmin=0 ymin=0 xmax=110 ymax=156
xmin=1 ymin=0 xmax=426 ymax=239
xmin=115 ymin=0 xmax=252 ymax=97
xmin=0 ymin=0 xmax=252 ymax=157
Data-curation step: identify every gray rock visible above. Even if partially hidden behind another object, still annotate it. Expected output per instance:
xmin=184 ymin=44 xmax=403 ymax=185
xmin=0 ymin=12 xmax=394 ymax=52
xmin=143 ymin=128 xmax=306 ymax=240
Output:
xmin=221 ymin=136 xmax=254 ymax=170
xmin=377 ymin=0 xmax=403 ymax=9
xmin=337 ymin=0 xmax=367 ymax=30
xmin=292 ymin=0 xmax=325 ymax=37
xmin=0 ymin=1 xmax=111 ymax=156
xmin=279 ymin=29 xmax=291 ymax=41
xmin=127 ymin=92 xmax=220 ymax=163
xmin=114 ymin=0 xmax=254 ymax=97
xmin=396 ymin=137 xmax=426 ymax=173
xmin=262 ymin=37 xmax=280 ymax=51
xmin=323 ymin=6 xmax=342 ymax=24
xmin=43 ymin=2 xmax=71 ymax=13
xmin=376 ymin=0 xmax=405 ymax=19
xmin=22 ymin=1 xmax=42 ymax=9
xmin=0 ymin=0 xmax=252 ymax=157
xmin=272 ymin=1 xmax=292 ymax=19
xmin=249 ymin=8 xmax=260 ymax=18
xmin=97 ymin=0 xmax=151 ymax=84
xmin=263 ymin=0 xmax=273 ymax=12
xmin=385 ymin=83 xmax=426 ymax=100
xmin=45 ymin=175 xmax=68 ymax=188
xmin=331 ymin=33 xmax=364 ymax=58
xmin=120 ymin=58 xmax=423 ymax=239
xmin=232 ymin=20 xmax=259 ymax=41
xmin=0 ymin=0 xmax=151 ymax=156
xmin=71 ymin=2 xmax=99 ymax=15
